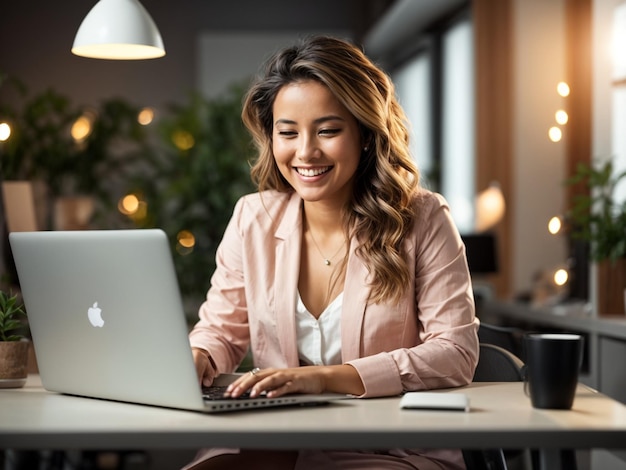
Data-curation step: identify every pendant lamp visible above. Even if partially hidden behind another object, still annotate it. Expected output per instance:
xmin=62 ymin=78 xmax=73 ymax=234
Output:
xmin=72 ymin=0 xmax=165 ymax=60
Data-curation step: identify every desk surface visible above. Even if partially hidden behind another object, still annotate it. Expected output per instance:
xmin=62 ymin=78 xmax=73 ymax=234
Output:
xmin=2 ymin=376 xmax=626 ymax=451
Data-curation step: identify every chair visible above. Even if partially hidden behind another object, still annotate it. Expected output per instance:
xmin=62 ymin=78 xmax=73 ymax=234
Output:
xmin=478 ymin=322 xmax=524 ymax=359
xmin=469 ymin=343 xmax=580 ymax=470
xmin=473 ymin=343 xmax=524 ymax=382
xmin=463 ymin=343 xmax=527 ymax=470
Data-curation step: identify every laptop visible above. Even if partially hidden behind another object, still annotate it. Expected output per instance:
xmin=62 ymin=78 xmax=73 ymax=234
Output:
xmin=9 ymin=229 xmax=344 ymax=413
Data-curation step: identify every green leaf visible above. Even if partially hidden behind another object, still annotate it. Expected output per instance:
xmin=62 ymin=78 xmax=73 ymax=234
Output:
xmin=0 ymin=291 xmax=27 ymax=341
xmin=565 ymin=158 xmax=626 ymax=262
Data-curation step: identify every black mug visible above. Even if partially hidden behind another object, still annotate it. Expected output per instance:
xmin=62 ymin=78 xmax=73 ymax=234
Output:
xmin=522 ymin=333 xmax=584 ymax=409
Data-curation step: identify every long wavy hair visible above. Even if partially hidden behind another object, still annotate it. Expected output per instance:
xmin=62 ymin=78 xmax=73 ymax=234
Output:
xmin=241 ymin=35 xmax=419 ymax=304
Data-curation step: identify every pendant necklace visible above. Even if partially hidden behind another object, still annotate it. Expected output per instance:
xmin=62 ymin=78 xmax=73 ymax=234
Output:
xmin=308 ymin=229 xmax=346 ymax=267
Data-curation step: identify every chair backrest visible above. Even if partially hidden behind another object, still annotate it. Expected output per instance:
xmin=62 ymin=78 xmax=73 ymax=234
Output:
xmin=478 ymin=322 xmax=524 ymax=358
xmin=473 ymin=343 xmax=525 ymax=382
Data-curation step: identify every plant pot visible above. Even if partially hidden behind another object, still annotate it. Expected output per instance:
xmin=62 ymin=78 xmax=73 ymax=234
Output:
xmin=596 ymin=258 xmax=626 ymax=316
xmin=0 ymin=340 xmax=30 ymax=388
xmin=1 ymin=180 xmax=47 ymax=232
xmin=54 ymin=195 xmax=95 ymax=230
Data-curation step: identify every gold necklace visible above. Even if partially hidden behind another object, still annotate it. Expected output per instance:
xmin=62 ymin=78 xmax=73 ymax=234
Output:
xmin=308 ymin=229 xmax=346 ymax=266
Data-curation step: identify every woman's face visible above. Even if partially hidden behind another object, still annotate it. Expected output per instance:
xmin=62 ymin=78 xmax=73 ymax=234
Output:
xmin=272 ymin=80 xmax=362 ymax=207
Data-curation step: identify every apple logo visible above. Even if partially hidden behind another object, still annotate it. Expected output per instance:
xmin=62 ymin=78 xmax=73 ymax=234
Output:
xmin=87 ymin=302 xmax=104 ymax=327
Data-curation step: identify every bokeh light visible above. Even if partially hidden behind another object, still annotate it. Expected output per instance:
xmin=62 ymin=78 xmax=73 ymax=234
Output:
xmin=555 ymin=110 xmax=569 ymax=125
xmin=176 ymin=230 xmax=195 ymax=255
xmin=548 ymin=216 xmax=562 ymax=235
xmin=71 ymin=115 xmax=93 ymax=142
xmin=0 ymin=122 xmax=11 ymax=141
xmin=118 ymin=194 xmax=140 ymax=215
xmin=172 ymin=130 xmax=195 ymax=151
xmin=138 ymin=107 xmax=155 ymax=125
xmin=548 ymin=126 xmax=562 ymax=142
xmin=554 ymin=268 xmax=569 ymax=286
xmin=557 ymin=82 xmax=570 ymax=97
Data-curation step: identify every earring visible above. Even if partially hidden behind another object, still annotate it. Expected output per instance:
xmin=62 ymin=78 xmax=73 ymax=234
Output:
xmin=363 ymin=146 xmax=369 ymax=152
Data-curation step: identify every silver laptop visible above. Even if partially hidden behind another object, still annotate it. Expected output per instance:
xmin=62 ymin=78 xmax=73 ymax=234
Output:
xmin=9 ymin=229 xmax=342 ymax=413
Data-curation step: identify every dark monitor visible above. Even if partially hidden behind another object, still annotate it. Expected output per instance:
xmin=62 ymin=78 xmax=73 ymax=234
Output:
xmin=461 ymin=233 xmax=499 ymax=275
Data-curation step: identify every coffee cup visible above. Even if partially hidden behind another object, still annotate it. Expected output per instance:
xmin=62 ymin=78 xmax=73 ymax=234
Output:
xmin=522 ymin=333 xmax=583 ymax=409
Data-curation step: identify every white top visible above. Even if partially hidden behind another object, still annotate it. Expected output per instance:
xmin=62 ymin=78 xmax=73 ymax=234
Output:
xmin=296 ymin=292 xmax=343 ymax=366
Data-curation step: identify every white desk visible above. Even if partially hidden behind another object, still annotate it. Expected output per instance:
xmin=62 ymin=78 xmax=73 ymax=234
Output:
xmin=2 ymin=376 xmax=626 ymax=466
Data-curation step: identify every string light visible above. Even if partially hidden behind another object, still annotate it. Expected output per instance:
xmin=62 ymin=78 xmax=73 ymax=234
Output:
xmin=554 ymin=268 xmax=569 ymax=287
xmin=172 ymin=130 xmax=195 ymax=151
xmin=0 ymin=122 xmax=11 ymax=141
xmin=138 ymin=107 xmax=154 ymax=125
xmin=555 ymin=110 xmax=569 ymax=125
xmin=118 ymin=194 xmax=140 ymax=215
xmin=176 ymin=230 xmax=195 ymax=255
xmin=548 ymin=216 xmax=562 ymax=235
xmin=557 ymin=81 xmax=570 ymax=97
xmin=71 ymin=115 xmax=93 ymax=142
xmin=549 ymin=126 xmax=562 ymax=142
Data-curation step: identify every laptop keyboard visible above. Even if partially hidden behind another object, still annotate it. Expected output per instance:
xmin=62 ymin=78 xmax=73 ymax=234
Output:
xmin=202 ymin=386 xmax=265 ymax=401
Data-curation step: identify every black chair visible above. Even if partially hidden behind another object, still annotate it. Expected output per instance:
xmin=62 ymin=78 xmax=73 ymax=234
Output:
xmin=473 ymin=343 xmax=524 ymax=383
xmin=463 ymin=343 xmax=528 ymax=470
xmin=478 ymin=322 xmax=524 ymax=359
xmin=469 ymin=343 xmax=578 ymax=470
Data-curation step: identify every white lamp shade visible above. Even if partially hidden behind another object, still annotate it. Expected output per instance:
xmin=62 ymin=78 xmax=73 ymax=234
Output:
xmin=72 ymin=0 xmax=165 ymax=60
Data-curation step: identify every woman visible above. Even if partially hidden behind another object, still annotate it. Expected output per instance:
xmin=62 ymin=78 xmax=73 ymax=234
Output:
xmin=186 ymin=35 xmax=479 ymax=469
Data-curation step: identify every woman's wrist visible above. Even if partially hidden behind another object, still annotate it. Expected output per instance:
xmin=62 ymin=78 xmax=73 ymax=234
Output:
xmin=192 ymin=347 xmax=218 ymax=373
xmin=323 ymin=364 xmax=365 ymax=396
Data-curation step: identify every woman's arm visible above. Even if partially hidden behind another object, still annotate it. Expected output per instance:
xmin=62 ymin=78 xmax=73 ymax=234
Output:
xmin=188 ymin=197 xmax=251 ymax=380
xmin=347 ymin=192 xmax=479 ymax=397
xmin=226 ymin=363 xmax=365 ymax=398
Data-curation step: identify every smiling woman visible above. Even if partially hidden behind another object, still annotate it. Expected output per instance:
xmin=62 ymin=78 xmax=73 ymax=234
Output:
xmin=272 ymin=81 xmax=362 ymax=209
xmin=185 ymin=35 xmax=478 ymax=470
xmin=273 ymin=83 xmax=361 ymax=314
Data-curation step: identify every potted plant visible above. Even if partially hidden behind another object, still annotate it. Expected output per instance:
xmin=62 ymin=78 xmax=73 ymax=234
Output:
xmin=129 ymin=84 xmax=255 ymax=314
xmin=0 ymin=72 xmax=155 ymax=231
xmin=0 ymin=290 xmax=29 ymax=388
xmin=567 ymin=159 xmax=626 ymax=315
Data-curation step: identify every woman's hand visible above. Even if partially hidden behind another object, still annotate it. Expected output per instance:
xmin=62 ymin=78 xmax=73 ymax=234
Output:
xmin=225 ymin=364 xmax=365 ymax=398
xmin=192 ymin=347 xmax=218 ymax=387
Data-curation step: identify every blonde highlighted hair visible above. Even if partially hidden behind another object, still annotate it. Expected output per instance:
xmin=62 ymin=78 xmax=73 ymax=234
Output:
xmin=241 ymin=35 xmax=419 ymax=304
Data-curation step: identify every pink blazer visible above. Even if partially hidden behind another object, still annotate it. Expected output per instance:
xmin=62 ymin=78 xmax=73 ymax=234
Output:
xmin=189 ymin=189 xmax=479 ymax=397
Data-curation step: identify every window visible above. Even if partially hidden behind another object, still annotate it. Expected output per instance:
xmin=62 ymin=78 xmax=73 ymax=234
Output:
xmin=441 ymin=18 xmax=475 ymax=233
xmin=393 ymin=53 xmax=434 ymax=188
xmin=391 ymin=12 xmax=475 ymax=233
